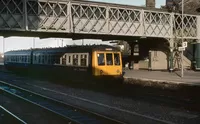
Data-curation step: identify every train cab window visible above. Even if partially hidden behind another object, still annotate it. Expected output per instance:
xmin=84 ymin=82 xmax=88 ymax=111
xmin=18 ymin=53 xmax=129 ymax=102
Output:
xmin=73 ymin=55 xmax=78 ymax=66
xmin=106 ymin=53 xmax=113 ymax=65
xmin=114 ymin=53 xmax=120 ymax=65
xmin=97 ymin=53 xmax=105 ymax=66
xmin=80 ymin=55 xmax=87 ymax=66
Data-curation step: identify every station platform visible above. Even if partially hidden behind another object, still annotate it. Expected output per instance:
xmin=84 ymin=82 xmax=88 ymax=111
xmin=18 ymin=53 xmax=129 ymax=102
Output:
xmin=123 ymin=70 xmax=200 ymax=88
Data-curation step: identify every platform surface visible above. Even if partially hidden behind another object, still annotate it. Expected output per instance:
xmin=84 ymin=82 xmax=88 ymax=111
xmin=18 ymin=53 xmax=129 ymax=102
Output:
xmin=124 ymin=70 xmax=200 ymax=86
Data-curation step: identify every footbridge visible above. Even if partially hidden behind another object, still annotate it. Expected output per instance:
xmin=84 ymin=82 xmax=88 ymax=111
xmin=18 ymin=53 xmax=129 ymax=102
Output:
xmin=0 ymin=0 xmax=200 ymax=70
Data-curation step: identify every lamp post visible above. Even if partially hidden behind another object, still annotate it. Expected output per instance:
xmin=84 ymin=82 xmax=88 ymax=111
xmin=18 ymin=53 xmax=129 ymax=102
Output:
xmin=33 ymin=37 xmax=35 ymax=48
xmin=61 ymin=39 xmax=63 ymax=47
xmin=181 ymin=0 xmax=184 ymax=77
xmin=82 ymin=39 xmax=84 ymax=45
xmin=3 ymin=37 xmax=5 ymax=55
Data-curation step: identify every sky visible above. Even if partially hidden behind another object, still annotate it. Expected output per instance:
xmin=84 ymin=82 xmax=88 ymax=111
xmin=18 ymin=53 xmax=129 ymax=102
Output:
xmin=90 ymin=0 xmax=165 ymax=8
xmin=0 ymin=0 xmax=166 ymax=53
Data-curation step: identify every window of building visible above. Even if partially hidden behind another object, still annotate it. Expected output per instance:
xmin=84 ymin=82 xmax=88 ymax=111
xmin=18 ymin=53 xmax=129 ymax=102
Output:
xmin=106 ymin=53 xmax=113 ymax=65
xmin=97 ymin=53 xmax=105 ymax=66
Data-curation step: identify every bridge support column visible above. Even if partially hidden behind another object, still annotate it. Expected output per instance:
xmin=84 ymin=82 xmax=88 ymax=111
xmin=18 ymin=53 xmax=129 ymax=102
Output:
xmin=195 ymin=16 xmax=200 ymax=70
xmin=129 ymin=40 xmax=139 ymax=70
xmin=195 ymin=40 xmax=200 ymax=70
xmin=169 ymin=39 xmax=174 ymax=72
xmin=197 ymin=16 xmax=200 ymax=40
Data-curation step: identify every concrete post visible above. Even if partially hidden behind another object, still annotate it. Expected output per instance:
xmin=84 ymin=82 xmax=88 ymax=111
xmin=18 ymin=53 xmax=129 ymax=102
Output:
xmin=195 ymin=40 xmax=200 ymax=70
xmin=195 ymin=16 xmax=200 ymax=70
xmin=129 ymin=42 xmax=135 ymax=70
xmin=169 ymin=39 xmax=174 ymax=72
xmin=197 ymin=16 xmax=200 ymax=40
xmin=148 ymin=50 xmax=152 ymax=71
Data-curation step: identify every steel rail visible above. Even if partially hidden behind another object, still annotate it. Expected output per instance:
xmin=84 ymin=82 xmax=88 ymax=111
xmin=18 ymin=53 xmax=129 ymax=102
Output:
xmin=0 ymin=81 xmax=125 ymax=124
xmin=23 ymin=82 xmax=176 ymax=124
xmin=0 ymin=105 xmax=27 ymax=124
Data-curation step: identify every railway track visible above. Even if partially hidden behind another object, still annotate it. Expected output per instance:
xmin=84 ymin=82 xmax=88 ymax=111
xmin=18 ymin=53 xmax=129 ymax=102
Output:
xmin=0 ymin=106 xmax=27 ymax=124
xmin=0 ymin=81 xmax=125 ymax=124
xmin=0 ymin=71 xmax=198 ymax=124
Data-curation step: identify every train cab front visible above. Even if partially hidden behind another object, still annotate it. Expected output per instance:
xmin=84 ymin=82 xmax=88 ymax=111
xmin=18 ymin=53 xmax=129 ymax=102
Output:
xmin=92 ymin=49 xmax=123 ymax=83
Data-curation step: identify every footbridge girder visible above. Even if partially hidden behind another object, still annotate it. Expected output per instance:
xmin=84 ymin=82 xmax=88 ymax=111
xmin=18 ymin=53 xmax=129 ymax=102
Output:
xmin=0 ymin=0 xmax=199 ymax=41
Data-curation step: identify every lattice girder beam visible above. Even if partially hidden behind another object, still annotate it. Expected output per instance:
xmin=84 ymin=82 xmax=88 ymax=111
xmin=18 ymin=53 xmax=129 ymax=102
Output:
xmin=0 ymin=0 xmax=199 ymax=41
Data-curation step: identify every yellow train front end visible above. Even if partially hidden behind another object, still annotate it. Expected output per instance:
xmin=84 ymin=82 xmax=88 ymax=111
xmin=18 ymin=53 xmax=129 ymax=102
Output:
xmin=92 ymin=48 xmax=123 ymax=82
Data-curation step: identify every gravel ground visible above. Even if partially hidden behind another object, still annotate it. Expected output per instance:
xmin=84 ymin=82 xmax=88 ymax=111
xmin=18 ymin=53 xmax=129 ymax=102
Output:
xmin=0 ymin=92 xmax=71 ymax=124
xmin=0 ymin=72 xmax=200 ymax=124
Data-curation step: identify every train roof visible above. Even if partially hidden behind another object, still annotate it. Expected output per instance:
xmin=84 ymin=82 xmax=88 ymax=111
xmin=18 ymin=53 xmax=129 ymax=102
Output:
xmin=4 ymin=45 xmax=120 ymax=55
xmin=4 ymin=49 xmax=32 ymax=55
xmin=33 ymin=45 xmax=120 ymax=53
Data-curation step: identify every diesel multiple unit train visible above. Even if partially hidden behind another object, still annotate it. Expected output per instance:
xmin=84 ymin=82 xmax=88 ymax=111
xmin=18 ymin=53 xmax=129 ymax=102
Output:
xmin=4 ymin=45 xmax=123 ymax=83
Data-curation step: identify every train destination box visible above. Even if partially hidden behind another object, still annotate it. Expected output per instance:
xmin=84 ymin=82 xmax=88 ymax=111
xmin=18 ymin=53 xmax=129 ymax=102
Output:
xmin=178 ymin=47 xmax=185 ymax=51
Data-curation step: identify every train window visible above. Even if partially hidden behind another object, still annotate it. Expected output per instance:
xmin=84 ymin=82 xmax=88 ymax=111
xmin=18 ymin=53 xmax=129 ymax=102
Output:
xmin=73 ymin=55 xmax=78 ymax=66
xmin=62 ymin=56 xmax=66 ymax=65
xmin=114 ymin=53 xmax=120 ymax=65
xmin=17 ymin=56 xmax=19 ymax=62
xmin=38 ymin=55 xmax=41 ymax=63
xmin=106 ymin=53 xmax=113 ymax=65
xmin=21 ymin=56 xmax=24 ymax=62
xmin=44 ymin=55 xmax=47 ymax=62
xmin=48 ymin=55 xmax=51 ymax=64
xmin=42 ymin=55 xmax=45 ymax=64
xmin=34 ymin=55 xmax=37 ymax=61
xmin=24 ymin=56 xmax=27 ymax=63
xmin=55 ymin=55 xmax=60 ymax=64
xmin=80 ymin=55 xmax=87 ymax=66
xmin=97 ymin=53 xmax=105 ymax=66
xmin=68 ymin=55 xmax=71 ymax=64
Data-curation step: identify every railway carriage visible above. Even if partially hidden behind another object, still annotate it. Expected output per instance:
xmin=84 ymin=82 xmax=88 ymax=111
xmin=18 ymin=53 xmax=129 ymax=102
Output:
xmin=4 ymin=50 xmax=32 ymax=71
xmin=4 ymin=45 xmax=123 ymax=83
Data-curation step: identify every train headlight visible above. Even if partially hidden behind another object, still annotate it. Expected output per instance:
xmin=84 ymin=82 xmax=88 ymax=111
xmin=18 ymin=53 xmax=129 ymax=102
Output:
xmin=116 ymin=69 xmax=120 ymax=73
xmin=100 ymin=70 xmax=103 ymax=75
